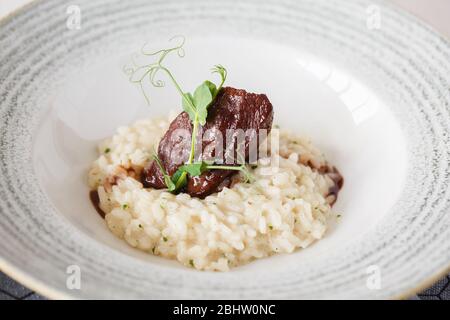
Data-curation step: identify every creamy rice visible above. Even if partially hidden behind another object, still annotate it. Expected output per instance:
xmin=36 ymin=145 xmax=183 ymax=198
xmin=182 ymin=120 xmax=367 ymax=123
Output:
xmin=88 ymin=114 xmax=339 ymax=271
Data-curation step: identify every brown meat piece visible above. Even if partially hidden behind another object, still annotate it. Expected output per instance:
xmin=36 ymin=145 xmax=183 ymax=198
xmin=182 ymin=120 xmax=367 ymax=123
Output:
xmin=141 ymin=87 xmax=274 ymax=198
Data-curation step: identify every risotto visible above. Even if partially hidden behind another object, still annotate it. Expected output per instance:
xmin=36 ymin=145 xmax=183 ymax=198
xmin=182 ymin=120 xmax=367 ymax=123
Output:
xmin=88 ymin=114 xmax=342 ymax=271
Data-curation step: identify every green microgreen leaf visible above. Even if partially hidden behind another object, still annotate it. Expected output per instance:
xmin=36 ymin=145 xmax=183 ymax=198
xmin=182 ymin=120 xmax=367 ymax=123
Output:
xmin=173 ymin=161 xmax=254 ymax=184
xmin=152 ymin=154 xmax=176 ymax=192
xmin=182 ymin=92 xmax=195 ymax=121
xmin=204 ymin=80 xmax=217 ymax=97
xmin=170 ymin=168 xmax=187 ymax=190
xmin=193 ymin=82 xmax=213 ymax=125
xmin=178 ymin=162 xmax=209 ymax=177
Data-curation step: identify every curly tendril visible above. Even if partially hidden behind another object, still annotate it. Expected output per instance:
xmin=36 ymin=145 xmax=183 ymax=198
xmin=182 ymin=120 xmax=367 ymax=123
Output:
xmin=141 ymin=35 xmax=186 ymax=58
xmin=124 ymin=35 xmax=187 ymax=105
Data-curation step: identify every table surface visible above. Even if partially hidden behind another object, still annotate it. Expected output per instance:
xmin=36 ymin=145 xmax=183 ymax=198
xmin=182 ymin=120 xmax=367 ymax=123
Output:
xmin=0 ymin=0 xmax=449 ymax=300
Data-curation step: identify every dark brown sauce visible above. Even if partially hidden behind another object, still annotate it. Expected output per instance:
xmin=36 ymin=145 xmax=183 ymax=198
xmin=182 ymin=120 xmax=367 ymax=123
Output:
xmin=89 ymin=190 xmax=105 ymax=219
xmin=325 ymin=167 xmax=344 ymax=206
xmin=307 ymin=163 xmax=344 ymax=206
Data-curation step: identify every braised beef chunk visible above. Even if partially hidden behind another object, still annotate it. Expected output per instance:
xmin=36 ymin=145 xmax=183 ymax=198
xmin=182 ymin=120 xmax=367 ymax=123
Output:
xmin=141 ymin=87 xmax=274 ymax=198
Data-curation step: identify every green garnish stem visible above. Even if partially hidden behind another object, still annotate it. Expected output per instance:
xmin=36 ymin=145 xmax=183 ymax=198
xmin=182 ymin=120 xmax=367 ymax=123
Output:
xmin=156 ymin=67 xmax=200 ymax=190
xmin=175 ymin=171 xmax=188 ymax=189
xmin=174 ymin=112 xmax=199 ymax=190
xmin=146 ymin=65 xmax=198 ymax=191
xmin=159 ymin=66 xmax=196 ymax=116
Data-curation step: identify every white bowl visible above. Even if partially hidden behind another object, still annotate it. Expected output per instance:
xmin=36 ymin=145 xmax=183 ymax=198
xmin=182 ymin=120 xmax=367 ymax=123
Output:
xmin=0 ymin=0 xmax=449 ymax=299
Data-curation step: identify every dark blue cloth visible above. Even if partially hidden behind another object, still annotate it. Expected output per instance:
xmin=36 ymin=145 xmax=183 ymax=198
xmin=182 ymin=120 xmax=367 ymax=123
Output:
xmin=0 ymin=270 xmax=449 ymax=300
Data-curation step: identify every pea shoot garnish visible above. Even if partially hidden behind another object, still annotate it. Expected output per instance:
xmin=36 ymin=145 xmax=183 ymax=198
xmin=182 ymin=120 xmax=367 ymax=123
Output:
xmin=126 ymin=36 xmax=253 ymax=193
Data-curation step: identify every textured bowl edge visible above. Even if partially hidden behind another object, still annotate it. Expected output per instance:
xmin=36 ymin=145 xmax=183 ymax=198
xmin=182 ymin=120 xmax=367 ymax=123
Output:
xmin=394 ymin=265 xmax=450 ymax=300
xmin=0 ymin=0 xmax=69 ymax=301
xmin=382 ymin=0 xmax=450 ymax=42
xmin=0 ymin=257 xmax=71 ymax=300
